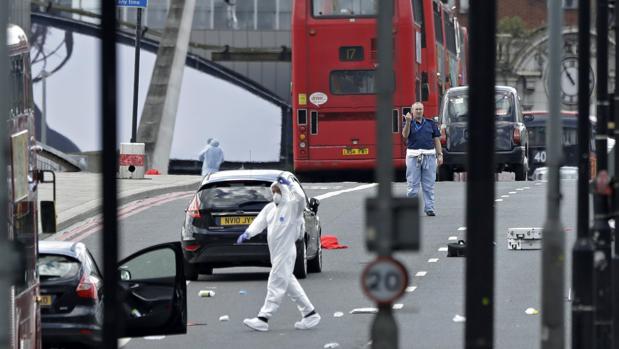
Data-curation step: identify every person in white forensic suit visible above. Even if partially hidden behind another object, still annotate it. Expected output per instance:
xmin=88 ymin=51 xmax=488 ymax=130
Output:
xmin=198 ymin=138 xmax=224 ymax=176
xmin=237 ymin=177 xmax=320 ymax=332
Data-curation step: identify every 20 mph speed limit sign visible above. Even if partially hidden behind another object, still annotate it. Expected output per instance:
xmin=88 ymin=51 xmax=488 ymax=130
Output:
xmin=361 ymin=257 xmax=409 ymax=304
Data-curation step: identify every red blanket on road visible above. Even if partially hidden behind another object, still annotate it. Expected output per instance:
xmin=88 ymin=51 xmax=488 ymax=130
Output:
xmin=320 ymin=235 xmax=348 ymax=249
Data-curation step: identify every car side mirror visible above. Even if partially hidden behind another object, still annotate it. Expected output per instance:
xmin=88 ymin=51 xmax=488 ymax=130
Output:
xmin=119 ymin=267 xmax=131 ymax=281
xmin=309 ymin=198 xmax=320 ymax=213
xmin=524 ymin=114 xmax=534 ymax=122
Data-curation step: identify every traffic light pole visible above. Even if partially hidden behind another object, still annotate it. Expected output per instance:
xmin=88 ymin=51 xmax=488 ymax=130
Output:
xmin=612 ymin=0 xmax=619 ymax=346
xmin=102 ymin=0 xmax=120 ymax=349
xmin=541 ymin=1 xmax=565 ymax=347
xmin=371 ymin=1 xmax=397 ymax=348
xmin=571 ymin=0 xmax=596 ymax=347
xmin=465 ymin=0 xmax=496 ymax=347
xmin=593 ymin=0 xmax=613 ymax=347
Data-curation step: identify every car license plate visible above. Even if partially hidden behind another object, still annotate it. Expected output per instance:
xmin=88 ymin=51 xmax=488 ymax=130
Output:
xmin=40 ymin=295 xmax=52 ymax=307
xmin=342 ymin=148 xmax=369 ymax=156
xmin=220 ymin=216 xmax=255 ymax=226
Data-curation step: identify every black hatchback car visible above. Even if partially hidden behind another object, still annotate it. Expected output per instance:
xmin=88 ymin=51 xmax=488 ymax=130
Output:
xmin=437 ymin=86 xmax=529 ymax=181
xmin=38 ymin=240 xmax=189 ymax=348
xmin=181 ymin=170 xmax=322 ymax=280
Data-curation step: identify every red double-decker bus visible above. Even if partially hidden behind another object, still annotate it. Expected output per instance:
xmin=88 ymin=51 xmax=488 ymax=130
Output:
xmin=291 ymin=0 xmax=466 ymax=172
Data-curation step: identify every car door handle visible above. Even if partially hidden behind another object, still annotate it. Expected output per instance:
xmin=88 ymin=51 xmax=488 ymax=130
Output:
xmin=129 ymin=283 xmax=141 ymax=289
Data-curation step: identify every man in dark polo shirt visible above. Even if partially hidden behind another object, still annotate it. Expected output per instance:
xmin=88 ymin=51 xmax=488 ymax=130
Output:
xmin=401 ymin=102 xmax=443 ymax=216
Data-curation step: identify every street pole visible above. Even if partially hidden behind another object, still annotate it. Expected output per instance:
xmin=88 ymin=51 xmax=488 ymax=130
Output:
xmin=571 ymin=0 xmax=596 ymax=347
xmin=41 ymin=70 xmax=48 ymax=145
xmin=102 ymin=0 xmax=119 ymax=348
xmin=371 ymin=0 xmax=397 ymax=348
xmin=465 ymin=0 xmax=496 ymax=347
xmin=541 ymin=1 xmax=565 ymax=347
xmin=593 ymin=0 xmax=613 ymax=347
xmin=131 ymin=7 xmax=142 ymax=143
xmin=0 ymin=3 xmax=13 ymax=348
xmin=612 ymin=0 xmax=619 ymax=346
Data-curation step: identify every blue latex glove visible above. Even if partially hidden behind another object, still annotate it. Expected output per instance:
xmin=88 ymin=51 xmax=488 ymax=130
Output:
xmin=277 ymin=176 xmax=291 ymax=186
xmin=236 ymin=231 xmax=250 ymax=244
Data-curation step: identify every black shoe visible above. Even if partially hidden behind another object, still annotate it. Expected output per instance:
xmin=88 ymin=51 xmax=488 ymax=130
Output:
xmin=425 ymin=210 xmax=436 ymax=216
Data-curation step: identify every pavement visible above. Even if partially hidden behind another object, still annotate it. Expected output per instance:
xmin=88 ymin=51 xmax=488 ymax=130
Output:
xmin=37 ymin=172 xmax=203 ymax=233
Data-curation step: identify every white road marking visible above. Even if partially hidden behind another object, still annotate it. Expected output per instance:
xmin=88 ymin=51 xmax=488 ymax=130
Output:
xmin=315 ymin=183 xmax=377 ymax=201
xmin=458 ymin=227 xmax=466 ymax=231
xmin=415 ymin=271 xmax=428 ymax=277
xmin=144 ymin=336 xmax=166 ymax=340
xmin=501 ymin=195 xmax=509 ymax=198
xmin=438 ymin=247 xmax=448 ymax=252
xmin=516 ymin=188 xmax=524 ymax=191
xmin=509 ymin=191 xmax=517 ymax=194
xmin=448 ymin=236 xmax=458 ymax=241
xmin=428 ymin=258 xmax=439 ymax=263
xmin=405 ymin=286 xmax=417 ymax=293
xmin=495 ymin=199 xmax=503 ymax=202
xmin=524 ymin=187 xmax=531 ymax=189
xmin=535 ymin=183 xmax=542 ymax=186
xmin=392 ymin=303 xmax=404 ymax=310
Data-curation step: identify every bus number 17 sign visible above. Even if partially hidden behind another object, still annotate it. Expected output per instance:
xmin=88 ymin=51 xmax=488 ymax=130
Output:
xmin=361 ymin=257 xmax=409 ymax=304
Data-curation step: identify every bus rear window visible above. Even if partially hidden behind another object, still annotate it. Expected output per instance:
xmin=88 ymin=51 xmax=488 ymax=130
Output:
xmin=330 ymin=70 xmax=376 ymax=94
xmin=312 ymin=0 xmax=377 ymax=17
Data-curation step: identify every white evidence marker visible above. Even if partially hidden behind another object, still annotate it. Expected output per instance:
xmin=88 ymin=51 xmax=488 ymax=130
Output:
xmin=428 ymin=258 xmax=439 ymax=263
xmin=415 ymin=271 xmax=428 ymax=277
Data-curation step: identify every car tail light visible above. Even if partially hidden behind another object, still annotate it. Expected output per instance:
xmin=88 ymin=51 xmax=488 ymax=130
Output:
xmin=183 ymin=243 xmax=201 ymax=252
xmin=187 ymin=195 xmax=201 ymax=219
xmin=76 ymin=274 xmax=98 ymax=300
xmin=440 ymin=125 xmax=447 ymax=146
xmin=513 ymin=128 xmax=521 ymax=145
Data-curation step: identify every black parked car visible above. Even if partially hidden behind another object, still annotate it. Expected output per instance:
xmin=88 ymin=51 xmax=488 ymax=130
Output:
xmin=523 ymin=111 xmax=593 ymax=177
xmin=38 ymin=240 xmax=188 ymax=348
xmin=181 ymin=170 xmax=322 ymax=280
xmin=437 ymin=86 xmax=529 ymax=181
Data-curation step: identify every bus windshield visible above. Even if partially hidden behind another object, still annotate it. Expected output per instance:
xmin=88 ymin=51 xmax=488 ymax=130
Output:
xmin=312 ymin=0 xmax=378 ymax=17
xmin=444 ymin=91 xmax=515 ymax=123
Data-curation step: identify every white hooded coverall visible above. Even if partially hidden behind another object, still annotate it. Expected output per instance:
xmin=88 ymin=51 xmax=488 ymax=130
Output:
xmin=245 ymin=181 xmax=314 ymax=319
xmin=198 ymin=139 xmax=224 ymax=176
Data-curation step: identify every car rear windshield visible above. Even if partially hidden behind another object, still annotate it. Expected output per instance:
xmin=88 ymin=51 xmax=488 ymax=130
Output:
xmin=198 ymin=181 xmax=273 ymax=210
xmin=528 ymin=127 xmax=578 ymax=147
xmin=312 ymin=0 xmax=377 ymax=17
xmin=37 ymin=254 xmax=81 ymax=281
xmin=444 ymin=91 xmax=515 ymax=123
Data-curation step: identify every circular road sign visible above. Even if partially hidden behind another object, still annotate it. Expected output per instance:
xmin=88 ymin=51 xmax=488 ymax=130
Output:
xmin=361 ymin=257 xmax=409 ymax=304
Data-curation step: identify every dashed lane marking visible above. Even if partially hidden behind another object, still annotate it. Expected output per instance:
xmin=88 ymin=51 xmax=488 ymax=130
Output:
xmin=415 ymin=271 xmax=428 ymax=277
xmin=501 ymin=195 xmax=509 ymax=198
xmin=448 ymin=236 xmax=458 ymax=241
xmin=458 ymin=227 xmax=466 ymax=231
xmin=438 ymin=247 xmax=448 ymax=252
xmin=516 ymin=188 xmax=524 ymax=191
xmin=405 ymin=286 xmax=417 ymax=293
xmin=509 ymin=191 xmax=517 ymax=194
xmin=495 ymin=199 xmax=504 ymax=202
xmin=428 ymin=258 xmax=439 ymax=263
